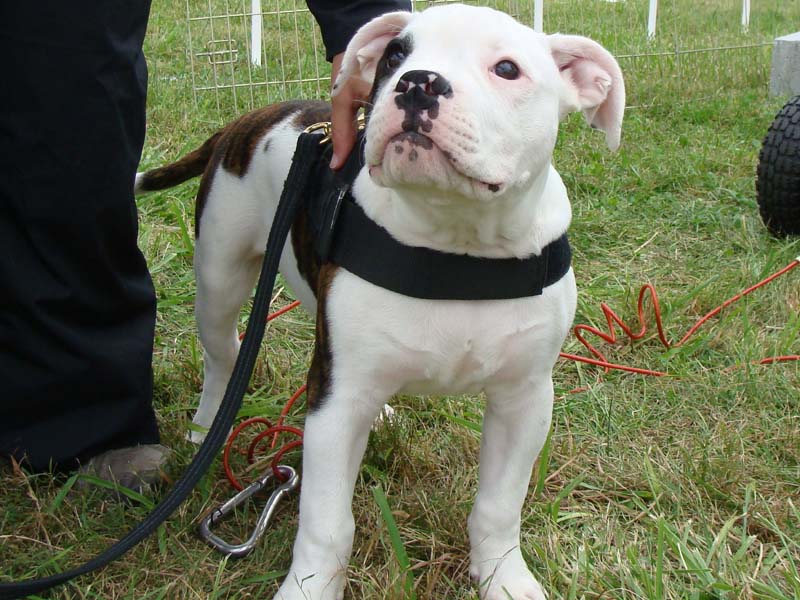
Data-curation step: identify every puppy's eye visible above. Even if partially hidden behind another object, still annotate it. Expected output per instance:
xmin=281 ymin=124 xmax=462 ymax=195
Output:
xmin=386 ymin=48 xmax=406 ymax=70
xmin=493 ymin=60 xmax=520 ymax=80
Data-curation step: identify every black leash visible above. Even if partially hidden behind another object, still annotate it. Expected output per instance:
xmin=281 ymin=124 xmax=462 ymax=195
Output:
xmin=328 ymin=199 xmax=571 ymax=300
xmin=0 ymin=131 xmax=322 ymax=600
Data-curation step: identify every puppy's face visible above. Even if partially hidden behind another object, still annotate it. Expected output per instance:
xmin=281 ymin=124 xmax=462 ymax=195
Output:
xmin=366 ymin=7 xmax=561 ymax=201
xmin=335 ymin=5 xmax=625 ymax=203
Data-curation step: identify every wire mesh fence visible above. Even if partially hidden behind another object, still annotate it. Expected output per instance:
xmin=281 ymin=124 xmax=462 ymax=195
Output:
xmin=184 ymin=0 xmax=796 ymax=122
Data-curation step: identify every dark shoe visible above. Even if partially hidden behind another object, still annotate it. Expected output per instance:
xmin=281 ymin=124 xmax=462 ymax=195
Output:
xmin=77 ymin=444 xmax=171 ymax=497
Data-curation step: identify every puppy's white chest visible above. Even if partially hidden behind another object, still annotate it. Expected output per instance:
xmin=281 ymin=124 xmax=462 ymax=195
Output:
xmin=327 ymin=268 xmax=576 ymax=396
xmin=400 ymin=325 xmax=507 ymax=394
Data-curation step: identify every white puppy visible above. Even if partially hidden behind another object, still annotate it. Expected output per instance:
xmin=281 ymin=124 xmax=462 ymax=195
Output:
xmin=136 ymin=4 xmax=624 ymax=599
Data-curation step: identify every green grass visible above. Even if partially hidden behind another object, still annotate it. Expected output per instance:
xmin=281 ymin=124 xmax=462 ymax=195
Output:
xmin=2 ymin=0 xmax=799 ymax=598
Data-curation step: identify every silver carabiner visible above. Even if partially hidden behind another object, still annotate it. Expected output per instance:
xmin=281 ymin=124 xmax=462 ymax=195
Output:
xmin=198 ymin=465 xmax=300 ymax=557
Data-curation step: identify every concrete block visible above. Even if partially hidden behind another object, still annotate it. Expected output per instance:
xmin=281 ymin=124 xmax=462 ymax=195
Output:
xmin=770 ymin=32 xmax=800 ymax=97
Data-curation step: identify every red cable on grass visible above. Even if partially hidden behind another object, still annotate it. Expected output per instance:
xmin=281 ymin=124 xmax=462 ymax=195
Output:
xmin=222 ymin=416 xmax=271 ymax=491
xmin=557 ymin=351 xmax=669 ymax=376
xmin=238 ymin=299 xmax=302 ymax=341
xmin=271 ymin=384 xmax=307 ymax=448
xmin=561 ymin=258 xmax=800 ymax=375
xmin=248 ymin=427 xmax=303 ymax=470
xmin=224 ymin=300 xmax=305 ymax=490
xmin=223 ymin=418 xmax=304 ymax=490
xmin=757 ymin=355 xmax=800 ymax=365
xmin=267 ymin=300 xmax=302 ymax=322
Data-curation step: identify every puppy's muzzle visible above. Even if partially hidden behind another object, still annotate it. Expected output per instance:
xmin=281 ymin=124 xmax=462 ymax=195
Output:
xmin=394 ymin=70 xmax=453 ymax=132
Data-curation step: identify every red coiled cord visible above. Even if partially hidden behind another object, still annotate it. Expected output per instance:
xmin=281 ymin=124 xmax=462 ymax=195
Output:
xmin=222 ymin=417 xmax=303 ymax=490
xmin=238 ymin=299 xmax=301 ymax=342
xmin=560 ymin=258 xmax=799 ymax=375
xmin=222 ymin=382 xmax=308 ymax=490
xmin=226 ymin=299 xmax=305 ymax=490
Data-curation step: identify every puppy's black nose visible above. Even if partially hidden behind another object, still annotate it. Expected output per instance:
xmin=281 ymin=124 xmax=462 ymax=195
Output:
xmin=394 ymin=70 xmax=453 ymax=107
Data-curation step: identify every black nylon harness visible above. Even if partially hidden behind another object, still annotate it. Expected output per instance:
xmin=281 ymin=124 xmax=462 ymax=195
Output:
xmin=303 ymin=131 xmax=572 ymax=300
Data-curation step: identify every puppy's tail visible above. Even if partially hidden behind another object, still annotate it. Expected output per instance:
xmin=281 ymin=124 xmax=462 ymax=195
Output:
xmin=134 ymin=130 xmax=223 ymax=195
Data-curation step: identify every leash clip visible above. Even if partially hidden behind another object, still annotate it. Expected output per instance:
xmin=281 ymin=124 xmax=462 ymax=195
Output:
xmin=303 ymin=114 xmax=367 ymax=145
xmin=198 ymin=465 xmax=299 ymax=557
xmin=303 ymin=121 xmax=333 ymax=145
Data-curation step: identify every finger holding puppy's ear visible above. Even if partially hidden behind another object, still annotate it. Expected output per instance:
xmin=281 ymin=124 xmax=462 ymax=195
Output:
xmin=330 ymin=53 xmax=369 ymax=170
xmin=328 ymin=11 xmax=414 ymax=170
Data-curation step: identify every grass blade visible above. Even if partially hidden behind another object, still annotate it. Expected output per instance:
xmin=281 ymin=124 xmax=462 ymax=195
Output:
xmin=372 ymin=484 xmax=417 ymax=600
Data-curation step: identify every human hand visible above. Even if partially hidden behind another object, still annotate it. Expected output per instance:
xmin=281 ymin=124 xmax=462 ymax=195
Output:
xmin=329 ymin=52 xmax=371 ymax=170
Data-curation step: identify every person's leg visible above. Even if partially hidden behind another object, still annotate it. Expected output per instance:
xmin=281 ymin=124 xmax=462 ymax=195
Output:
xmin=0 ymin=1 xmax=161 ymax=474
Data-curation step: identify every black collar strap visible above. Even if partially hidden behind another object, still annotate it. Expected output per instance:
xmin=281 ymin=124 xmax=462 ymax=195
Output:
xmin=329 ymin=198 xmax=571 ymax=300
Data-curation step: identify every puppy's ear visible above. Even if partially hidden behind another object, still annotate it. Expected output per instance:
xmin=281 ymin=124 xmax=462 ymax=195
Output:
xmin=548 ymin=34 xmax=625 ymax=151
xmin=333 ymin=11 xmax=414 ymax=93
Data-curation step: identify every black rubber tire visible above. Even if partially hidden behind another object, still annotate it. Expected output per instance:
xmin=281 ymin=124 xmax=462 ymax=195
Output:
xmin=756 ymin=95 xmax=800 ymax=237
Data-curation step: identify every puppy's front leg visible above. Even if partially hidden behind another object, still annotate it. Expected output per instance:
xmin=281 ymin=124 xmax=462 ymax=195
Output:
xmin=275 ymin=385 xmax=385 ymax=600
xmin=468 ymin=378 xmax=553 ymax=600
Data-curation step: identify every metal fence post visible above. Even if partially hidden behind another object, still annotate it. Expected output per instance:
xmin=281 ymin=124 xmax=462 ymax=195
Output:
xmin=741 ymin=0 xmax=750 ymax=31
xmin=534 ymin=0 xmax=543 ymax=33
xmin=251 ymin=0 xmax=262 ymax=66
xmin=648 ymin=0 xmax=658 ymax=39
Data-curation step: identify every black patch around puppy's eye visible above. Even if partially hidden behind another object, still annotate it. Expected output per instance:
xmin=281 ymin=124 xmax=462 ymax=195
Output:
xmin=368 ymin=35 xmax=413 ymax=110
xmin=493 ymin=60 xmax=520 ymax=80
xmin=383 ymin=38 xmax=411 ymax=73
xmin=386 ymin=47 xmax=406 ymax=70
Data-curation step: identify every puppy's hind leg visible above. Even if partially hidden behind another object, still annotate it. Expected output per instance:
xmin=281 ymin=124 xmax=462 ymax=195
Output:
xmin=191 ymin=239 xmax=262 ymax=443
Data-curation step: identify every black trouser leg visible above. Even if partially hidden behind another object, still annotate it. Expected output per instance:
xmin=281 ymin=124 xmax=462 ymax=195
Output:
xmin=0 ymin=1 xmax=159 ymax=472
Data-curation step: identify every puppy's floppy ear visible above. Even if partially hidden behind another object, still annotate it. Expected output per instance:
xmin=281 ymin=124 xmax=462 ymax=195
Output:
xmin=548 ymin=34 xmax=625 ymax=151
xmin=333 ymin=11 xmax=414 ymax=93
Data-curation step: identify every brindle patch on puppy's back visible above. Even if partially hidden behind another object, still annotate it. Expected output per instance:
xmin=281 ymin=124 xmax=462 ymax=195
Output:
xmin=195 ymin=100 xmax=330 ymax=236
xmin=220 ymin=100 xmax=327 ymax=177
xmin=291 ymin=102 xmax=332 ymax=131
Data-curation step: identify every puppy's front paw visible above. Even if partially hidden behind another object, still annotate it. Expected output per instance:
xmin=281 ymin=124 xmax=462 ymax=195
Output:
xmin=470 ymin=549 xmax=546 ymax=600
xmin=186 ymin=428 xmax=207 ymax=444
xmin=273 ymin=569 xmax=346 ymax=600
xmin=371 ymin=403 xmax=396 ymax=430
xmin=186 ymin=422 xmax=230 ymax=445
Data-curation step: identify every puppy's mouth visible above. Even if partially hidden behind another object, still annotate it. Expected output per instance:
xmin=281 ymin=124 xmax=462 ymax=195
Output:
xmin=386 ymin=131 xmax=435 ymax=155
xmin=369 ymin=131 xmax=504 ymax=195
